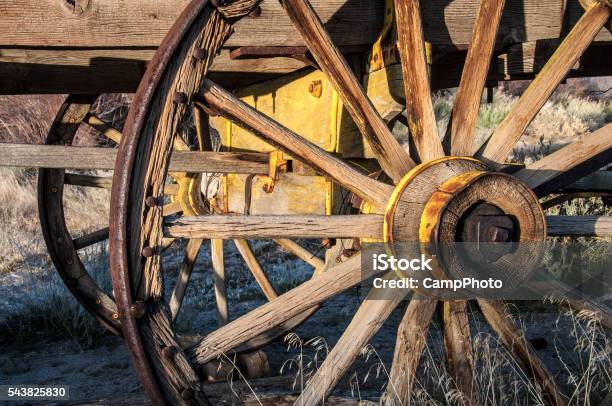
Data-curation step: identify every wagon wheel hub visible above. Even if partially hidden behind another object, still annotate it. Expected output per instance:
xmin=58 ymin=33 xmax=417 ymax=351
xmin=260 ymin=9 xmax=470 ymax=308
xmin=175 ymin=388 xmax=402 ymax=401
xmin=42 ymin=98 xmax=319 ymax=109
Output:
xmin=382 ymin=157 xmax=546 ymax=286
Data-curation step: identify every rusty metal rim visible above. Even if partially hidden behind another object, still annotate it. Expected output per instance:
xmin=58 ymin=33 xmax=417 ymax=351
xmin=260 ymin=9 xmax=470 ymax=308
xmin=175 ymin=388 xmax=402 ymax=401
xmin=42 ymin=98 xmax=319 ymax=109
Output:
xmin=38 ymin=94 xmax=121 ymax=336
xmin=109 ymin=1 xmax=210 ymax=404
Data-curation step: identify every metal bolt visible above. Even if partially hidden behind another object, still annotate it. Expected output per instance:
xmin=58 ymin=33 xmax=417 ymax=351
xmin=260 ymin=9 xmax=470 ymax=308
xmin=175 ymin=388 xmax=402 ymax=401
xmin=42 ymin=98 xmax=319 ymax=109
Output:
xmin=112 ymin=313 xmax=120 ymax=320
xmin=141 ymin=246 xmax=155 ymax=258
xmin=57 ymin=237 xmax=64 ymax=244
xmin=161 ymin=345 xmax=177 ymax=361
xmin=193 ymin=47 xmax=207 ymax=61
xmin=308 ymin=80 xmax=322 ymax=98
xmin=248 ymin=6 xmax=261 ymax=18
xmin=130 ymin=301 xmax=147 ymax=319
xmin=50 ymin=187 xmax=58 ymax=193
xmin=95 ymin=298 xmax=102 ymax=305
xmin=173 ymin=92 xmax=188 ymax=104
xmin=145 ymin=196 xmax=159 ymax=208
xmin=181 ymin=388 xmax=194 ymax=401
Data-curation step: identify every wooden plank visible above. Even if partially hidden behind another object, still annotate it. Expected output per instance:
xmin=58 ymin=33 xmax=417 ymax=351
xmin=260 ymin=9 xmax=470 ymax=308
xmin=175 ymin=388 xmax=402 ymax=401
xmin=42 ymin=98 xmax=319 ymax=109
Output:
xmin=164 ymin=214 xmax=384 ymax=240
xmin=0 ymin=143 xmax=270 ymax=173
xmin=515 ymin=124 xmax=612 ymax=197
xmin=64 ymin=173 xmax=113 ymax=189
xmin=546 ymin=215 xmax=612 ymax=237
xmin=421 ymin=0 xmax=564 ymax=46
xmin=0 ymin=0 xmax=573 ymax=49
xmin=0 ymin=0 xmax=382 ymax=48
xmin=281 ymin=0 xmax=415 ymax=183
xmin=0 ymin=48 xmax=307 ymax=94
xmin=395 ymin=0 xmax=445 ymax=162
xmin=3 ymin=40 xmax=611 ymax=95
xmin=449 ymin=0 xmax=506 ymax=156
xmin=478 ymin=3 xmax=611 ymax=167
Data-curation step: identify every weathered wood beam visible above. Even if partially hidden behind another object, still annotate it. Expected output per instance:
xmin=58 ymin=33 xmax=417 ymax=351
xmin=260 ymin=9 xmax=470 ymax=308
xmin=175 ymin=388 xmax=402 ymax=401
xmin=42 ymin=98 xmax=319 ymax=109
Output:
xmin=449 ymin=0 xmax=506 ymax=156
xmin=0 ymin=143 xmax=270 ymax=174
xmin=164 ymin=214 xmax=384 ymax=240
xmin=211 ymin=239 xmax=229 ymax=326
xmin=546 ymin=215 xmax=612 ymax=237
xmin=477 ymin=2 xmax=611 ymax=168
xmin=169 ymin=238 xmax=204 ymax=321
xmin=64 ymin=173 xmax=113 ymax=189
xmin=477 ymin=299 xmax=565 ymax=406
xmin=515 ymin=124 xmax=612 ymax=197
xmin=234 ymin=239 xmax=278 ymax=300
xmin=442 ymin=301 xmax=475 ymax=404
xmin=384 ymin=297 xmax=437 ymax=405
xmin=274 ymin=239 xmax=324 ymax=271
xmin=200 ymin=79 xmax=394 ymax=208
xmin=73 ymin=227 xmax=110 ymax=250
xmin=395 ymin=0 xmax=444 ymax=162
xmin=0 ymin=48 xmax=307 ymax=94
xmin=295 ymin=285 xmax=409 ymax=405
xmin=189 ymin=253 xmax=368 ymax=366
xmin=0 ymin=1 xmax=383 ymax=48
xmin=281 ymin=0 xmax=415 ymax=182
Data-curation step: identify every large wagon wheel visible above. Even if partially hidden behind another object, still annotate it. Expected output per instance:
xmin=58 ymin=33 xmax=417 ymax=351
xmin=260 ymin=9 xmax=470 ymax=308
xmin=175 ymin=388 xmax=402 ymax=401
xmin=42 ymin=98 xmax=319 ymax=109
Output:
xmin=110 ymin=0 xmax=612 ymax=405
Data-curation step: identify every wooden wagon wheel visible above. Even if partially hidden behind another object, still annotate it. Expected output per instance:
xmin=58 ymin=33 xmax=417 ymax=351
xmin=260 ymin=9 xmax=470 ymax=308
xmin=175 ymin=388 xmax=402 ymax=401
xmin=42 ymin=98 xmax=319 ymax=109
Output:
xmin=38 ymin=94 xmax=122 ymax=335
xmin=109 ymin=0 xmax=612 ymax=405
xmin=37 ymin=93 xmax=322 ymax=359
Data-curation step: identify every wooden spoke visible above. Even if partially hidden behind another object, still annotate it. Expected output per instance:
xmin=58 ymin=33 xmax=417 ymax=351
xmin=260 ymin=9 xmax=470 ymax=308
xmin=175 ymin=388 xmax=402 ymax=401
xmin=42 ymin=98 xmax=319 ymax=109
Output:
xmin=515 ymin=124 xmax=612 ymax=197
xmin=190 ymin=253 xmax=370 ymax=366
xmin=384 ymin=297 xmax=437 ymax=406
xmin=234 ymin=239 xmax=278 ymax=300
xmin=211 ymin=239 xmax=229 ymax=326
xmin=73 ymin=227 xmax=109 ymax=250
xmin=395 ymin=0 xmax=444 ymax=162
xmin=529 ymin=277 xmax=612 ymax=331
xmin=477 ymin=299 xmax=565 ymax=406
xmin=200 ymin=80 xmax=394 ymax=208
xmin=160 ymin=237 xmax=177 ymax=252
xmin=274 ymin=238 xmax=324 ymax=273
xmin=64 ymin=173 xmax=113 ymax=189
xmin=0 ymin=143 xmax=270 ymax=174
xmin=162 ymin=201 xmax=183 ymax=217
xmin=193 ymin=104 xmax=213 ymax=152
xmin=449 ymin=0 xmax=506 ymax=156
xmin=294 ymin=285 xmax=410 ymax=405
xmin=541 ymin=192 xmax=611 ymax=210
xmin=84 ymin=113 xmax=122 ymax=144
xmin=546 ymin=216 xmax=612 ymax=237
xmin=478 ymin=2 xmax=611 ymax=168
xmin=164 ymin=214 xmax=383 ymax=240
xmin=279 ymin=0 xmax=415 ymax=182
xmin=442 ymin=301 xmax=475 ymax=404
xmin=169 ymin=238 xmax=204 ymax=321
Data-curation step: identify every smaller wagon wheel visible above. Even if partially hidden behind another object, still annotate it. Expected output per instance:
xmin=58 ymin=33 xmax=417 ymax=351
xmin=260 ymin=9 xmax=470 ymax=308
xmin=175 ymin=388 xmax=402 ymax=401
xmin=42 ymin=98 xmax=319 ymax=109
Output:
xmin=110 ymin=0 xmax=612 ymax=405
xmin=38 ymin=94 xmax=122 ymax=334
xmin=38 ymin=94 xmax=324 ymax=356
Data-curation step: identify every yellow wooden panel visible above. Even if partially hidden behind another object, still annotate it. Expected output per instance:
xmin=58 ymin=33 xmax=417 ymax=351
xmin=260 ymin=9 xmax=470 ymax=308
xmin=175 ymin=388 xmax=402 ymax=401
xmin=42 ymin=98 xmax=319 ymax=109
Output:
xmin=215 ymin=69 xmax=337 ymax=153
xmin=224 ymin=173 xmax=327 ymax=215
